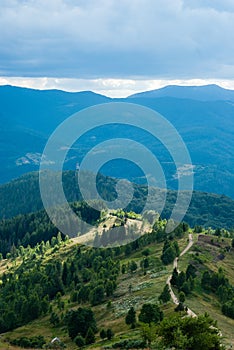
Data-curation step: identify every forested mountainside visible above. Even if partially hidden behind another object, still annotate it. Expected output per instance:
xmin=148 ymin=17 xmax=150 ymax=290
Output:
xmin=0 ymin=171 xmax=234 ymax=229
xmin=0 ymin=209 xmax=233 ymax=349
xmin=1 ymin=85 xmax=234 ymax=198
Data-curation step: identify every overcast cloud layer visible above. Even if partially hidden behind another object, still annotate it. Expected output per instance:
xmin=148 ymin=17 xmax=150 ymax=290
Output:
xmin=0 ymin=0 xmax=234 ymax=81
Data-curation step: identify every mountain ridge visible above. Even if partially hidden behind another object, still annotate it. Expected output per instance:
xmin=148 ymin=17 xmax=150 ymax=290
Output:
xmin=0 ymin=170 xmax=234 ymax=230
xmin=128 ymin=83 xmax=234 ymax=101
xmin=2 ymin=83 xmax=234 ymax=101
xmin=1 ymin=84 xmax=234 ymax=198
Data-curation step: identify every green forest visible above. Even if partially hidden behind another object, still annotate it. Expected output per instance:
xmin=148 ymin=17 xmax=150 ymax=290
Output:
xmin=1 ymin=170 xmax=234 ymax=228
xmin=0 ymin=206 xmax=233 ymax=349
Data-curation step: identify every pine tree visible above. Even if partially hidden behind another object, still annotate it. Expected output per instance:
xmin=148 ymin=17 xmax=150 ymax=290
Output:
xmin=161 ymin=242 xmax=176 ymax=265
xmin=129 ymin=260 xmax=137 ymax=273
xmin=177 ymin=272 xmax=186 ymax=290
xmin=100 ymin=329 xmax=107 ymax=339
xmin=85 ymin=327 xmax=95 ymax=345
xmin=171 ymin=268 xmax=179 ymax=286
xmin=139 ymin=303 xmax=163 ymax=325
xmin=62 ymin=262 xmax=69 ymax=286
xmin=50 ymin=312 xmax=60 ymax=326
xmin=143 ymin=257 xmax=149 ymax=269
xmin=179 ymin=291 xmax=185 ymax=303
xmin=201 ymin=271 xmax=211 ymax=290
xmin=173 ymin=241 xmax=180 ymax=257
xmin=90 ymin=285 xmax=105 ymax=306
xmin=159 ymin=285 xmax=171 ymax=303
xmin=125 ymin=307 xmax=136 ymax=328
xmin=106 ymin=328 xmax=114 ymax=340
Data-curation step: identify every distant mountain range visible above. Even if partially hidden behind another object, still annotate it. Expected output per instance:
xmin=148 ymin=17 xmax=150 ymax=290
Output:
xmin=129 ymin=84 xmax=234 ymax=100
xmin=0 ymin=84 xmax=233 ymax=198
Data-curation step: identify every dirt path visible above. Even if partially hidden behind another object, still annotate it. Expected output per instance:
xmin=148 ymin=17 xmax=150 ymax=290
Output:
xmin=167 ymin=233 xmax=197 ymax=317
xmin=180 ymin=233 xmax=194 ymax=257
xmin=167 ymin=234 xmax=223 ymax=337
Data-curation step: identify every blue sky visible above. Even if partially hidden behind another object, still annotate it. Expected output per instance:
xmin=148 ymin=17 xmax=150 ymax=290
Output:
xmin=1 ymin=0 xmax=234 ymax=96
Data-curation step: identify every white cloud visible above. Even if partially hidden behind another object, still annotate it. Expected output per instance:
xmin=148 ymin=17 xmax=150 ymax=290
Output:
xmin=1 ymin=76 xmax=234 ymax=97
xmin=0 ymin=0 xmax=234 ymax=79
xmin=184 ymin=0 xmax=234 ymax=12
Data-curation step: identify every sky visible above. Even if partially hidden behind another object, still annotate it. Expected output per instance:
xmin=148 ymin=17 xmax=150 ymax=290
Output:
xmin=1 ymin=0 xmax=234 ymax=97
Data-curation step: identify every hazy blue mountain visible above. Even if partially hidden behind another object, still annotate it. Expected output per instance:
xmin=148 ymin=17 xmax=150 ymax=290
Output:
xmin=0 ymin=85 xmax=111 ymax=182
xmin=129 ymin=84 xmax=234 ymax=101
xmin=0 ymin=84 xmax=233 ymax=198
xmin=0 ymin=85 xmax=111 ymax=134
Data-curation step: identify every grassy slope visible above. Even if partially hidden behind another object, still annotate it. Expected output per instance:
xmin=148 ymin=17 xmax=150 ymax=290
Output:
xmin=0 ymin=227 xmax=233 ymax=349
xmin=177 ymin=233 xmax=234 ymax=346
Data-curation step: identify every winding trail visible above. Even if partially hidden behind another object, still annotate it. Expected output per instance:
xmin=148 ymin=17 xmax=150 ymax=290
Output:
xmin=167 ymin=233 xmax=197 ymax=317
xmin=166 ymin=234 xmax=223 ymax=338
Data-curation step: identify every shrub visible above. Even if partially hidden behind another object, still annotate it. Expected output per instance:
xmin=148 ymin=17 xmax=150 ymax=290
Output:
xmin=74 ymin=335 xmax=85 ymax=348
xmin=112 ymin=339 xmax=146 ymax=349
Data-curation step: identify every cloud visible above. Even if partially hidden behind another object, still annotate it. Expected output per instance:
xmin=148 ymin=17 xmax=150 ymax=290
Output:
xmin=2 ymin=76 xmax=234 ymax=98
xmin=0 ymin=0 xmax=234 ymax=79
xmin=184 ymin=0 xmax=234 ymax=12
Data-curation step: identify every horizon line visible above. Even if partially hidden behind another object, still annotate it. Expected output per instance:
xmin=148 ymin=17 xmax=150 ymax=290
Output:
xmin=1 ymin=77 xmax=234 ymax=98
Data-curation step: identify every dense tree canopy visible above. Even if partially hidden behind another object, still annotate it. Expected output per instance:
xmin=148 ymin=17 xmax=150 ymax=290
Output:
xmin=139 ymin=303 xmax=163 ymax=325
xmin=157 ymin=313 xmax=224 ymax=350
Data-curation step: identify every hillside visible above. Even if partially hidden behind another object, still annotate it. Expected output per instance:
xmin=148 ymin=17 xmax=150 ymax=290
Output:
xmin=0 ymin=85 xmax=234 ymax=198
xmin=0 ymin=171 xmax=234 ymax=230
xmin=0 ymin=211 xmax=233 ymax=349
xmin=0 ymin=85 xmax=111 ymax=183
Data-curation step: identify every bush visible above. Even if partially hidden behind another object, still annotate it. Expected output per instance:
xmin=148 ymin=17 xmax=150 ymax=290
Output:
xmin=49 ymin=311 xmax=60 ymax=326
xmin=10 ymin=335 xmax=46 ymax=349
xmin=222 ymin=300 xmax=234 ymax=319
xmin=175 ymin=302 xmax=185 ymax=312
xmin=74 ymin=335 xmax=85 ymax=348
xmin=112 ymin=339 xmax=146 ymax=349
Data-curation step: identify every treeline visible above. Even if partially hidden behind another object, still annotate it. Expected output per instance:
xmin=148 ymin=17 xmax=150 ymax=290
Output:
xmin=1 ymin=170 xmax=234 ymax=228
xmin=171 ymin=264 xmax=196 ymax=298
xmin=0 ymin=201 xmax=188 ymax=257
xmin=0 ymin=201 xmax=101 ymax=257
xmin=0 ymin=171 xmax=115 ymax=219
